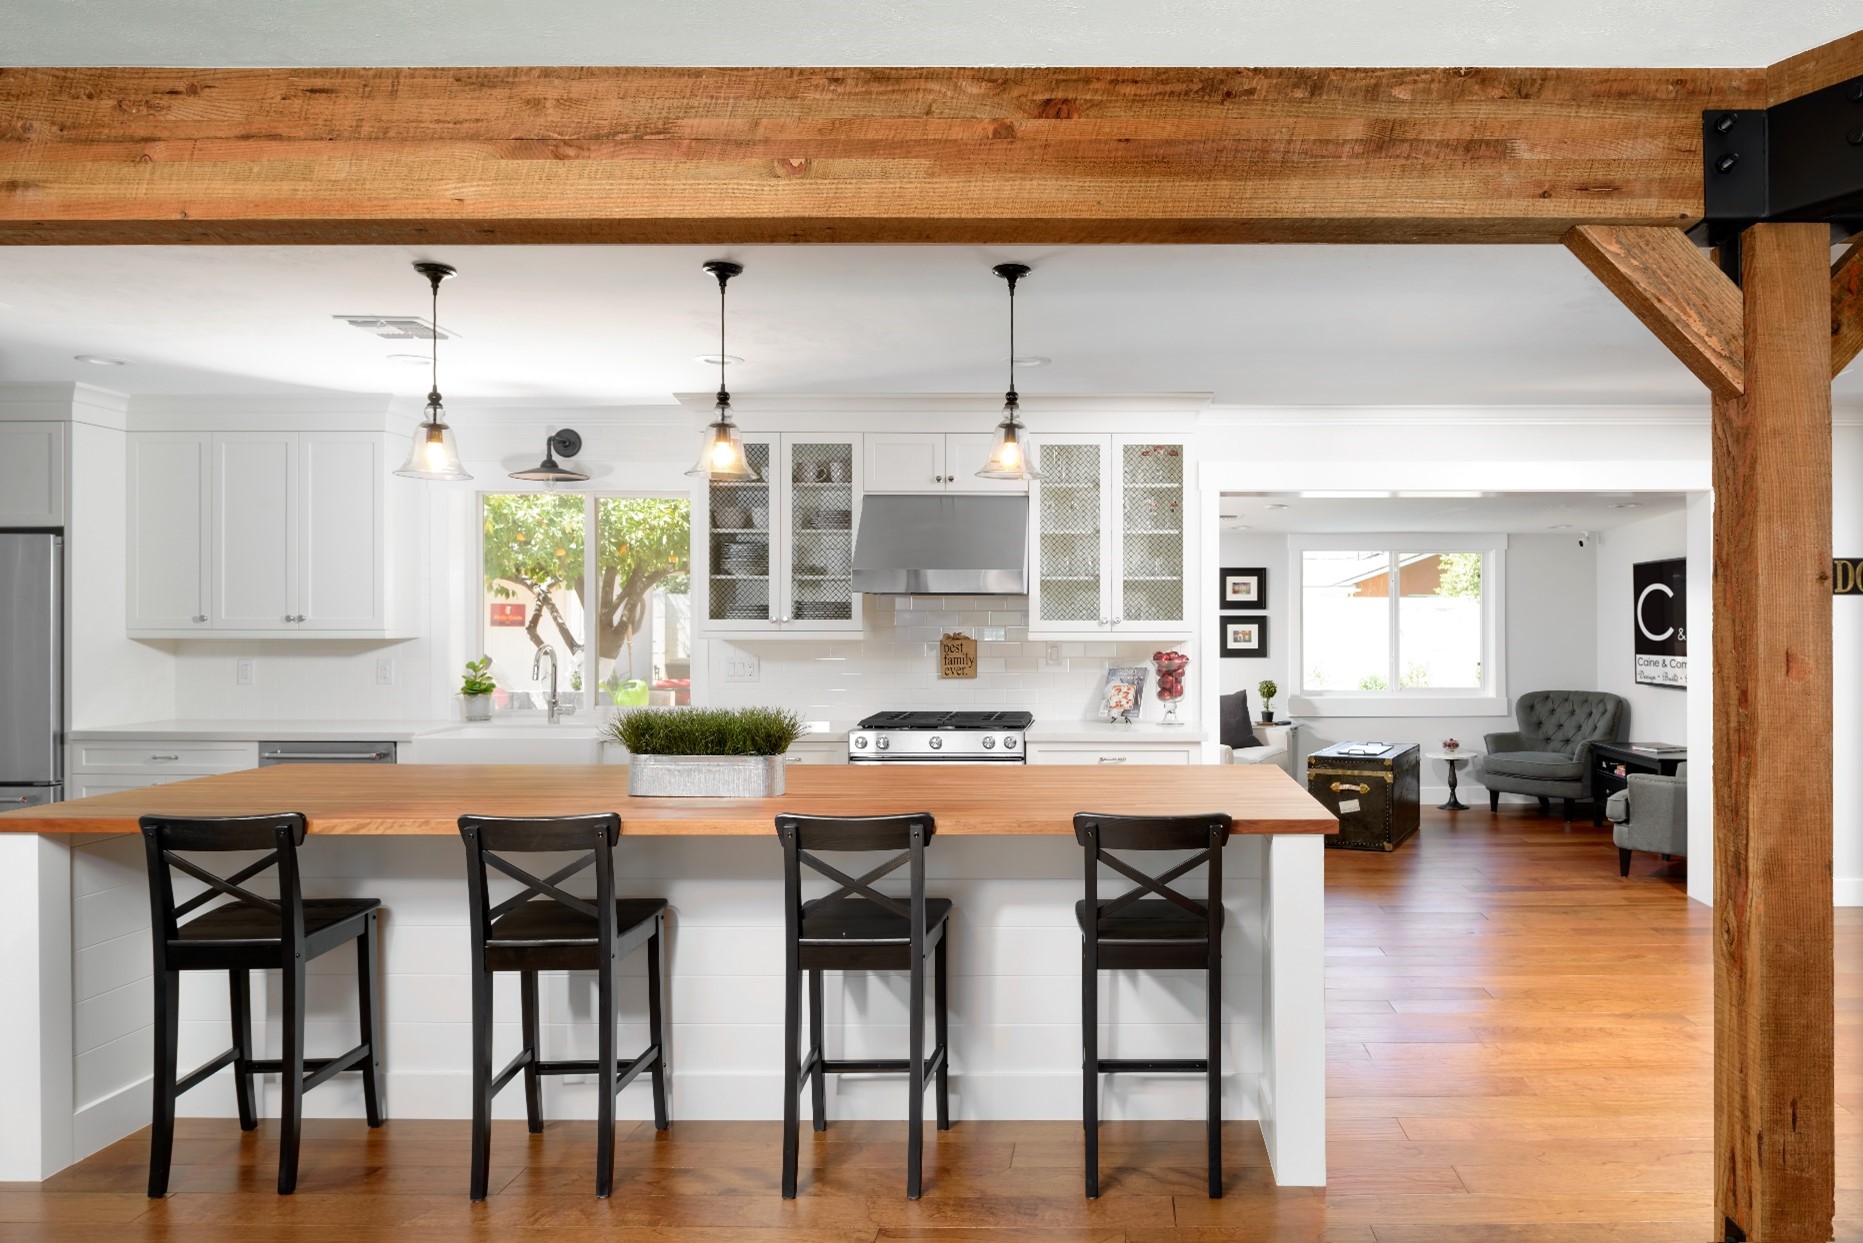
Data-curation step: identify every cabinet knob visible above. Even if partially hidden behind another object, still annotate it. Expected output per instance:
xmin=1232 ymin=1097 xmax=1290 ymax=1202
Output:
xmin=1099 ymin=618 xmax=1109 ymax=626
xmin=1112 ymin=618 xmax=1123 ymax=625
xmin=191 ymin=615 xmax=207 ymax=623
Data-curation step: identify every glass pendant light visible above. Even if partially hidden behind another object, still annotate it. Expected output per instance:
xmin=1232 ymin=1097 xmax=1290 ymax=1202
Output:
xmin=685 ymin=260 xmax=761 ymax=482
xmin=394 ymin=261 xmax=472 ymax=481
xmin=976 ymin=262 xmax=1043 ymax=481
xmin=509 ymin=428 xmax=591 ymax=484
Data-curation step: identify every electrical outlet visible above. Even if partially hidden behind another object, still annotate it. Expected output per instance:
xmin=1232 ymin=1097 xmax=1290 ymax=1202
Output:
xmin=375 ymin=657 xmax=396 ymax=685
xmin=724 ymin=655 xmax=760 ymax=683
xmin=235 ymin=658 xmax=256 ymax=686
xmin=1042 ymin=643 xmax=1065 ymax=670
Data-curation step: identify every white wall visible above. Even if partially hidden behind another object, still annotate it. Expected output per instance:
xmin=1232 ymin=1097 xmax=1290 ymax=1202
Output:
xmin=1218 ymin=529 xmax=1597 ymax=801
xmin=1594 ymin=509 xmax=1690 ymax=745
xmin=1834 ymin=425 xmax=1863 ymax=905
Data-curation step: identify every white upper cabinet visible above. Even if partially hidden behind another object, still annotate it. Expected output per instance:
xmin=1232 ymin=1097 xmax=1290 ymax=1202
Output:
xmin=213 ymin=433 xmax=298 ymax=629
xmin=1027 ymin=433 xmax=1192 ymax=639
xmin=129 ymin=429 xmax=407 ymax=639
xmin=700 ymin=432 xmax=863 ymax=636
xmin=0 ymin=422 xmax=66 ymax=528
xmin=127 ymin=434 xmax=211 ymax=631
xmin=863 ymin=431 xmax=1027 ymax=494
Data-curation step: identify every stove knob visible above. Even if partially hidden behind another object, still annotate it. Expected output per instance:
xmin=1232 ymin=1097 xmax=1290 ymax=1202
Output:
xmin=1003 ymin=735 xmax=1019 ymax=750
xmin=876 ymin=736 xmax=890 ymax=750
xmin=929 ymin=736 xmax=943 ymax=750
xmin=982 ymin=735 xmax=996 ymax=749
xmin=853 ymin=735 xmax=868 ymax=749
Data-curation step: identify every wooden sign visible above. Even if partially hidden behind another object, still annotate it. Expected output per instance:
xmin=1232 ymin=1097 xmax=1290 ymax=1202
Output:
xmin=1835 ymin=558 xmax=1863 ymax=595
xmin=939 ymin=632 xmax=978 ymax=679
xmin=1632 ymin=558 xmax=1687 ymax=688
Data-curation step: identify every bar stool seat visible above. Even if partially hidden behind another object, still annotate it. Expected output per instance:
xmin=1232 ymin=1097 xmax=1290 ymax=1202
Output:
xmin=486 ymin=897 xmax=667 ymax=965
xmin=802 ymin=896 xmax=953 ymax=943
xmin=171 ymin=897 xmax=380 ymax=961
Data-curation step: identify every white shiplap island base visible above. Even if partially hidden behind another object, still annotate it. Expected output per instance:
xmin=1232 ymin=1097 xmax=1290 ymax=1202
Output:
xmin=0 ymin=764 xmax=1331 ymax=1188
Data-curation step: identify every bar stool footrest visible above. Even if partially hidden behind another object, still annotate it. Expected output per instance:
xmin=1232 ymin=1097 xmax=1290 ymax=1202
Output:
xmin=1096 ymin=1058 xmax=1209 ymax=1074
xmin=175 ymin=1048 xmax=239 ymax=1096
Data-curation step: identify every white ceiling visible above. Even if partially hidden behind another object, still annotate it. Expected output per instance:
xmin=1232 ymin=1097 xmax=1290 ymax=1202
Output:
xmin=3 ymin=0 xmax=1852 ymax=67
xmin=1 ymin=244 xmax=1855 ymax=411
xmin=1219 ymin=491 xmax=1689 ymax=534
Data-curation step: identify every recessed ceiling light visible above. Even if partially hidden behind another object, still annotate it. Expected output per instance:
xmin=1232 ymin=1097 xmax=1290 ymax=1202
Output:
xmin=387 ymin=353 xmax=430 ymax=365
xmin=1547 ymin=523 xmax=1572 ymax=530
xmin=1011 ymin=355 xmax=1050 ymax=367
xmin=1609 ymin=502 xmax=1642 ymax=509
xmin=693 ymin=354 xmax=743 ymax=366
xmin=1265 ymin=503 xmax=1289 ymax=511
xmin=74 ymin=355 xmax=128 ymax=366
xmin=1228 ymin=523 xmax=1253 ymax=530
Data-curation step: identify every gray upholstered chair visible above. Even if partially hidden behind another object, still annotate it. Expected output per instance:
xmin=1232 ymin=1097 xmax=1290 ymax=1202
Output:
xmin=1606 ymin=762 xmax=1687 ymax=877
xmin=1474 ymin=690 xmax=1626 ymax=820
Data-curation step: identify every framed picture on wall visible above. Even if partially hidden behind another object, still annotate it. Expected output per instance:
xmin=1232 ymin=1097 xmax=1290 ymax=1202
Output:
xmin=1633 ymin=557 xmax=1687 ymax=688
xmin=1220 ymin=615 xmax=1269 ymax=658
xmin=1219 ymin=566 xmax=1267 ymax=610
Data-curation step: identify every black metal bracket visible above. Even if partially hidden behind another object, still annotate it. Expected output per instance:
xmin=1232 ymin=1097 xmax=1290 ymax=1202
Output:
xmin=1691 ymin=75 xmax=1863 ymax=263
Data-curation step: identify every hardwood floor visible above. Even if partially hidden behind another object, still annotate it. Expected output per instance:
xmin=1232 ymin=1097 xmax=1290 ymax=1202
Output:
xmin=4 ymin=805 xmax=1859 ymax=1241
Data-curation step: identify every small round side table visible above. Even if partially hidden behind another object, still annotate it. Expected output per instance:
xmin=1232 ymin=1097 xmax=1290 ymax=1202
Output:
xmin=1426 ymin=750 xmax=1481 ymax=811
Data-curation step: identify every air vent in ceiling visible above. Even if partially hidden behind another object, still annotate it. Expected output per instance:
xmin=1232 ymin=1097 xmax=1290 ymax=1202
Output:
xmin=332 ymin=315 xmax=456 ymax=341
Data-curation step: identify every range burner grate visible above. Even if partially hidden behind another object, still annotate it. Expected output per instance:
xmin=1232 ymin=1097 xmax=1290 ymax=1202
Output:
xmin=856 ymin=710 xmax=1034 ymax=730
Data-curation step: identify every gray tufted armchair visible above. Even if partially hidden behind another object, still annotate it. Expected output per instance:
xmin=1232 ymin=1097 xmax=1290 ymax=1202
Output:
xmin=1474 ymin=690 xmax=1626 ymax=819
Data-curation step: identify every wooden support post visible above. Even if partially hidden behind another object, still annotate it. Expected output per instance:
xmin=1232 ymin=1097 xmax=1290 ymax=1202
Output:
xmin=1711 ymin=221 xmax=1835 ymax=1243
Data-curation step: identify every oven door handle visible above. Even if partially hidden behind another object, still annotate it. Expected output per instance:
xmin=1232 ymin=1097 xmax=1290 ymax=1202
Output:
xmin=260 ymin=750 xmax=392 ymax=762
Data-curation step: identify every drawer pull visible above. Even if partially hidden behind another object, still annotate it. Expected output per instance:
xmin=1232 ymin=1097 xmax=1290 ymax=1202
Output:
xmin=1330 ymin=780 xmax=1371 ymax=795
xmin=149 ymin=754 xmax=180 ymax=762
xmin=3 ymin=796 xmax=34 ymax=804
xmin=1098 ymin=755 xmax=1128 ymax=764
xmin=260 ymin=750 xmax=390 ymax=762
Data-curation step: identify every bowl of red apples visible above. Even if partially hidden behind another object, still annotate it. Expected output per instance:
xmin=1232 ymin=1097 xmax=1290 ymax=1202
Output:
xmin=1151 ymin=650 xmax=1189 ymax=703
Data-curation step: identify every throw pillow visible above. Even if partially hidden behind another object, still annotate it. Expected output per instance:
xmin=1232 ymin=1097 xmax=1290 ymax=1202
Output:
xmin=1220 ymin=690 xmax=1264 ymax=750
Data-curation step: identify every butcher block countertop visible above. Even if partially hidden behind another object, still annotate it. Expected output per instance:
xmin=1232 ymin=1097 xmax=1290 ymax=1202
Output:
xmin=0 ymin=764 xmax=1335 ymax=838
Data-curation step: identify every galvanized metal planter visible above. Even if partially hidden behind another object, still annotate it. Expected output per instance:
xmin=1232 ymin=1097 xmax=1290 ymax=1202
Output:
xmin=627 ymin=753 xmax=786 ymax=798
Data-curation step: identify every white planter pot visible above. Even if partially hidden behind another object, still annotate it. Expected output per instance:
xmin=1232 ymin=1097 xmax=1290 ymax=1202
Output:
xmin=627 ymin=753 xmax=786 ymax=798
xmin=463 ymin=694 xmax=494 ymax=722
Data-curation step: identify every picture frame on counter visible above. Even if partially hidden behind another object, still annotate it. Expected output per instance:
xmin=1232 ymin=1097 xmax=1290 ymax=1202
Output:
xmin=1219 ymin=566 xmax=1267 ymax=610
xmin=1220 ymin=615 xmax=1269 ymax=658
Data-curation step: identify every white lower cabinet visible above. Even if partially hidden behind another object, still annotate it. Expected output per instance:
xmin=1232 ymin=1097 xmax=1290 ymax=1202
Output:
xmin=784 ymin=741 xmax=849 ymax=764
xmin=1025 ymin=742 xmax=1196 ymax=765
xmin=67 ymin=738 xmax=259 ymax=800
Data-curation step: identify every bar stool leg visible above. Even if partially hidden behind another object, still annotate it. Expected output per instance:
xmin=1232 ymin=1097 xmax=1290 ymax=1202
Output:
xmin=780 ymin=945 xmax=801 ymax=1198
xmin=277 ymin=957 xmax=308 ymax=1195
xmin=595 ymin=950 xmax=617 ymax=1198
xmin=646 ymin=921 xmax=669 ymax=1131
xmin=357 ymin=912 xmax=385 ymax=1128
xmin=520 ymin=970 xmax=544 ymax=1134
xmin=1207 ymin=961 xmax=1223 ymax=1199
xmin=468 ymin=960 xmax=495 ymax=1202
xmin=229 ymin=969 xmax=257 ymax=1132
xmin=147 ymin=971 xmax=181 ymax=1198
xmin=934 ymin=933 xmax=950 ymax=1131
xmin=906 ymin=950 xmax=926 ymax=1199
xmin=1082 ymin=952 xmax=1099 ymax=1199
xmin=807 ymin=968 xmax=827 ymax=1132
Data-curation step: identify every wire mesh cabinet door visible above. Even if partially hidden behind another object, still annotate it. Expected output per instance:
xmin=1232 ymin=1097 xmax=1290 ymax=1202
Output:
xmin=778 ymin=435 xmax=863 ymax=633
xmin=701 ymin=435 xmax=778 ymax=634
xmin=1113 ymin=435 xmax=1191 ymax=634
xmin=1028 ymin=433 xmax=1113 ymax=635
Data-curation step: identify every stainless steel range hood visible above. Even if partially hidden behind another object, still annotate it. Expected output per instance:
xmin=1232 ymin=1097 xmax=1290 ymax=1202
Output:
xmin=852 ymin=494 xmax=1029 ymax=595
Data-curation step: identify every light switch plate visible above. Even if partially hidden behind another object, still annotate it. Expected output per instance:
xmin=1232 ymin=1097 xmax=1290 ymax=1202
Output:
xmin=724 ymin=655 xmax=760 ymax=683
xmin=235 ymin=658 xmax=256 ymax=686
xmin=1042 ymin=643 xmax=1065 ymax=671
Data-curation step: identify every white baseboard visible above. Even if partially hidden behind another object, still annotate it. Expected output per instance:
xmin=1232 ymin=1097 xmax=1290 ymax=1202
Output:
xmin=73 ymin=1079 xmax=151 ymax=1163
xmin=1837 ymin=878 xmax=1863 ymax=908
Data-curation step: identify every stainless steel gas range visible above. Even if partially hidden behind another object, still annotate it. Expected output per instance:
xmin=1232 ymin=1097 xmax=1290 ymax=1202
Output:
xmin=847 ymin=710 xmax=1032 ymax=764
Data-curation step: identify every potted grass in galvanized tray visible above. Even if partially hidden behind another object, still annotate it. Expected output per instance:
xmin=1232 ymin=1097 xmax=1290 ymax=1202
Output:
xmin=606 ymin=706 xmax=805 ymax=797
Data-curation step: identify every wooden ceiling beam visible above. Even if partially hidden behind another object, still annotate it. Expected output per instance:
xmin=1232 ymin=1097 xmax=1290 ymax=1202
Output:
xmin=1766 ymin=28 xmax=1863 ymax=104
xmin=0 ymin=65 xmax=1763 ymax=246
xmin=1563 ymin=223 xmax=1744 ymax=397
xmin=1832 ymin=241 xmax=1863 ymax=378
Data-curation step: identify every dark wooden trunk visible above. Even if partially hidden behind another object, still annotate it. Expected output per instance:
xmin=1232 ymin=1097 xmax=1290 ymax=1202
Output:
xmin=1308 ymin=742 xmax=1421 ymax=853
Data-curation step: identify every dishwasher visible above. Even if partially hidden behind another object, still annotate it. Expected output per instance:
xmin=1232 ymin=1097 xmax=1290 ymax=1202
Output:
xmin=258 ymin=740 xmax=398 ymax=766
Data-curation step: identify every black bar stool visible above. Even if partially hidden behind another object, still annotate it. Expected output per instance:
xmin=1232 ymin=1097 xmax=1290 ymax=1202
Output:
xmin=458 ymin=813 xmax=669 ymax=1201
xmin=775 ymin=812 xmax=952 ymax=1200
xmin=139 ymin=812 xmax=385 ymax=1197
xmin=1075 ymin=810 xmax=1233 ymax=1199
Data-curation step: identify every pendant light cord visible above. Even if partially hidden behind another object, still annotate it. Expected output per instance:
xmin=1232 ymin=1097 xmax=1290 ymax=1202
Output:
xmin=717 ymin=267 xmax=730 ymax=407
xmin=428 ymin=270 xmax=441 ymax=409
xmin=1006 ymin=273 xmax=1018 ymax=406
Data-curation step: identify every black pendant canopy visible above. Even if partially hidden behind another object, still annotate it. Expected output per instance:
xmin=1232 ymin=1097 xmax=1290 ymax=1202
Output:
xmin=509 ymin=428 xmax=591 ymax=483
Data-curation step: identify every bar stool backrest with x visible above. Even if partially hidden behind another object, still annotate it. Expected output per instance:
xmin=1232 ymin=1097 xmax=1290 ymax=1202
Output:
xmin=1074 ymin=810 xmax=1234 ymax=1200
xmin=140 ymin=812 xmax=385 ymax=1197
xmin=457 ymin=812 xmax=670 ymax=1200
xmin=774 ymin=812 xmax=951 ymax=1199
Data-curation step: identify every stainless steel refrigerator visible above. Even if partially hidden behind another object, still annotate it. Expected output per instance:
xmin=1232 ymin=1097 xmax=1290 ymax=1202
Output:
xmin=0 ymin=533 xmax=62 ymax=809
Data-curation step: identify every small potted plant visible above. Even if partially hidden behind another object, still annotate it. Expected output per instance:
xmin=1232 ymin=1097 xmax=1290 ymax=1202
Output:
xmin=460 ymin=656 xmax=496 ymax=721
xmin=607 ymin=706 xmax=804 ymax=797
xmin=1257 ymin=679 xmax=1279 ymax=725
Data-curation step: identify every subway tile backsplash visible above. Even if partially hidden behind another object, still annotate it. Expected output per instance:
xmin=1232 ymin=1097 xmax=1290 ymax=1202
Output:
xmin=704 ymin=595 xmax=1181 ymax=726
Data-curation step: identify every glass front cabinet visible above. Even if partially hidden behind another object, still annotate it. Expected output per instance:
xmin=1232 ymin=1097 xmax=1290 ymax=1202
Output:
xmin=1028 ymin=433 xmax=1192 ymax=638
xmin=697 ymin=433 xmax=863 ymax=636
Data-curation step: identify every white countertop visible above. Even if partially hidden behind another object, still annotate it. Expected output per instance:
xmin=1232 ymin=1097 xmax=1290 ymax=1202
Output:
xmin=68 ymin=719 xmax=461 ymax=743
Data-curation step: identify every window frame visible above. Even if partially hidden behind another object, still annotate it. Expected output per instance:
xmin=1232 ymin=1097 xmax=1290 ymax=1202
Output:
xmin=474 ymin=488 xmax=694 ymax=714
xmin=1286 ymin=533 xmax=1507 ymax=718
